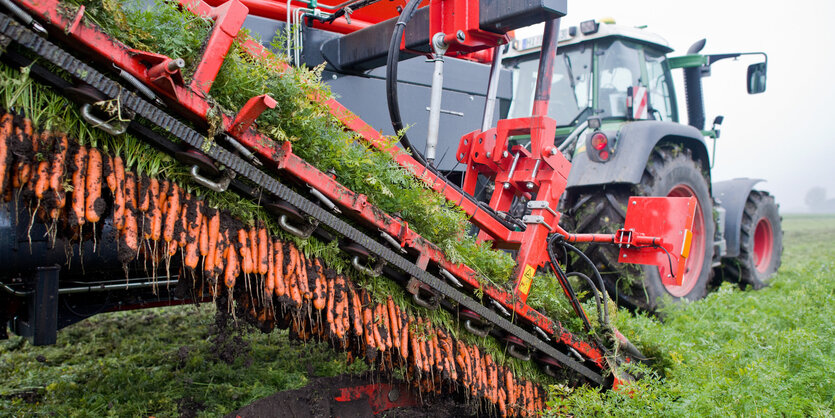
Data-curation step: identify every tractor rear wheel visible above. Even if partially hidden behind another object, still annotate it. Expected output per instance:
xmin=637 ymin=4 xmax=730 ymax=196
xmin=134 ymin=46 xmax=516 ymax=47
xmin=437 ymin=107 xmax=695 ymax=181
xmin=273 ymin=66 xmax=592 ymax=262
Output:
xmin=724 ymin=191 xmax=783 ymax=289
xmin=564 ymin=146 xmax=715 ymax=312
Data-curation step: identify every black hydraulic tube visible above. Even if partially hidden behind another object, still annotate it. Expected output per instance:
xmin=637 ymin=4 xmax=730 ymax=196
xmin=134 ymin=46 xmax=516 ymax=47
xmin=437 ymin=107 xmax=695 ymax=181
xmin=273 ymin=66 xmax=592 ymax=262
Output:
xmin=385 ymin=0 xmax=427 ymax=166
xmin=532 ymin=17 xmax=561 ymax=117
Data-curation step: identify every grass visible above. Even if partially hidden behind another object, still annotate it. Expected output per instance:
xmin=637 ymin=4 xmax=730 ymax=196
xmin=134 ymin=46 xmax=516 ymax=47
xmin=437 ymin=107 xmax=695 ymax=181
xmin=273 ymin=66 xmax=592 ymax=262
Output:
xmin=2 ymin=215 xmax=832 ymax=416
xmin=547 ymin=214 xmax=835 ymax=417
xmin=0 ymin=305 xmax=367 ymax=417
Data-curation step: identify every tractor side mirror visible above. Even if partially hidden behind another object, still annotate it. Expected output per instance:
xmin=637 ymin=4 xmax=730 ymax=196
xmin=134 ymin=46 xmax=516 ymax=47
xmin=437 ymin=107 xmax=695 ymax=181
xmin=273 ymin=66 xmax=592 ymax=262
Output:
xmin=747 ymin=62 xmax=767 ymax=94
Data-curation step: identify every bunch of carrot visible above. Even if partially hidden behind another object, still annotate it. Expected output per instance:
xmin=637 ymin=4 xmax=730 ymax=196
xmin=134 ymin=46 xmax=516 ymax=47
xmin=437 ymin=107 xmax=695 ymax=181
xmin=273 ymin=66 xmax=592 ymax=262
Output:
xmin=278 ymin=268 xmax=547 ymax=417
xmin=0 ymin=114 xmax=548 ymax=417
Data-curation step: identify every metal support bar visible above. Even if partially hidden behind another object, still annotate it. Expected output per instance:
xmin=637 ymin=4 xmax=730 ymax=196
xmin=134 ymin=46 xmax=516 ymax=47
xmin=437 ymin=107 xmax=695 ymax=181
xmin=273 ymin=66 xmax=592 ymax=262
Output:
xmin=379 ymin=230 xmax=406 ymax=253
xmin=481 ymin=46 xmax=502 ymax=132
xmin=309 ymin=185 xmax=342 ymax=214
xmin=425 ymin=32 xmax=449 ymax=165
xmin=531 ymin=17 xmax=560 ymax=117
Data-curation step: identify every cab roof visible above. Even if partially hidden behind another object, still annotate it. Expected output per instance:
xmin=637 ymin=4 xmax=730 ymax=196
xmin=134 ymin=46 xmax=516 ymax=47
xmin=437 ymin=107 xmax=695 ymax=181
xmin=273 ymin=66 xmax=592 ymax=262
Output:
xmin=506 ymin=20 xmax=674 ymax=59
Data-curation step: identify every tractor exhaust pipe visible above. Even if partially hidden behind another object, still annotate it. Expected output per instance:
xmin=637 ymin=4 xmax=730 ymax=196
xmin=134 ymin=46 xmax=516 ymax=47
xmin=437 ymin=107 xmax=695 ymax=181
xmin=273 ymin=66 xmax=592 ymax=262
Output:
xmin=684 ymin=39 xmax=707 ymax=130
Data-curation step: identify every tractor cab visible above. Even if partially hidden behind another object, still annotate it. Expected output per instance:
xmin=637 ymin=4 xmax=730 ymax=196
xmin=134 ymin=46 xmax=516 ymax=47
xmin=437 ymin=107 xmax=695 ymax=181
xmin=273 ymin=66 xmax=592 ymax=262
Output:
xmin=503 ymin=19 xmax=678 ymax=146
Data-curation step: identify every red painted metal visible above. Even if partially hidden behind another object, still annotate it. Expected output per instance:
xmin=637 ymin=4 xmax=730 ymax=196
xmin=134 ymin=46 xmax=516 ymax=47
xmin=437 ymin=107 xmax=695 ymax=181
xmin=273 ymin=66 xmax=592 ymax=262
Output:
xmin=131 ymin=50 xmax=186 ymax=97
xmin=177 ymin=0 xmax=249 ymax=96
xmin=230 ymin=94 xmax=277 ymax=136
xmin=428 ymin=0 xmax=508 ymax=55
xmin=334 ymin=382 xmax=419 ymax=414
xmin=202 ymin=0 xmax=373 ymax=33
xmin=619 ymin=196 xmax=697 ymax=286
xmin=663 ymin=185 xmax=703 ymax=294
xmin=753 ymin=217 xmax=773 ymax=273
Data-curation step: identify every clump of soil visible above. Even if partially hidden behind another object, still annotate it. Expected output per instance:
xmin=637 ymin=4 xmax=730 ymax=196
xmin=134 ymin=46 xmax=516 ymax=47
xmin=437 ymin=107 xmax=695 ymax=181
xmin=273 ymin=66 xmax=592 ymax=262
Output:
xmin=177 ymin=396 xmax=206 ymax=418
xmin=208 ymin=296 xmax=252 ymax=366
xmin=3 ymin=388 xmax=43 ymax=404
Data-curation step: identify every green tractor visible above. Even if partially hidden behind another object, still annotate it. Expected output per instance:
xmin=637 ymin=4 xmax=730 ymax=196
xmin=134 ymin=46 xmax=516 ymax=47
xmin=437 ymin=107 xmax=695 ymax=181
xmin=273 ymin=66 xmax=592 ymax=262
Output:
xmin=503 ymin=18 xmax=782 ymax=311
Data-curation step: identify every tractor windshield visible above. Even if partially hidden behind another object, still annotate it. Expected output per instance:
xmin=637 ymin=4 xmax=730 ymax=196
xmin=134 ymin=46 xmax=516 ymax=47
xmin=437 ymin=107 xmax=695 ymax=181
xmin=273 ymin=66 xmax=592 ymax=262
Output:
xmin=596 ymin=39 xmax=643 ymax=120
xmin=508 ymin=46 xmax=592 ymax=126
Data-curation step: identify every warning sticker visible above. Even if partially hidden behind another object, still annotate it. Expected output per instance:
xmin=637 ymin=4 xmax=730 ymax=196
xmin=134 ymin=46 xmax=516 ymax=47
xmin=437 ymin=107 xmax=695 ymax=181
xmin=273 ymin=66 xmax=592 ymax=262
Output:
xmin=518 ymin=265 xmax=535 ymax=296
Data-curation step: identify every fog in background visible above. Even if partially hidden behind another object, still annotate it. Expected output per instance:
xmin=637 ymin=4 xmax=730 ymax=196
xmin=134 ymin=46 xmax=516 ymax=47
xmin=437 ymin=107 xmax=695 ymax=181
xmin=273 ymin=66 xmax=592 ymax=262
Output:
xmin=522 ymin=0 xmax=835 ymax=212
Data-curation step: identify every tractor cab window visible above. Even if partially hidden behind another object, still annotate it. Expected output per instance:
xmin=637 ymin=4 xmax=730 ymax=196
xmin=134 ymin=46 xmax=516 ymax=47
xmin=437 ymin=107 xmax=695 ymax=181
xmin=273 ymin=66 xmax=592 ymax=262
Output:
xmin=507 ymin=46 xmax=592 ymax=127
xmin=596 ymin=39 xmax=642 ymax=119
xmin=645 ymin=49 xmax=674 ymax=121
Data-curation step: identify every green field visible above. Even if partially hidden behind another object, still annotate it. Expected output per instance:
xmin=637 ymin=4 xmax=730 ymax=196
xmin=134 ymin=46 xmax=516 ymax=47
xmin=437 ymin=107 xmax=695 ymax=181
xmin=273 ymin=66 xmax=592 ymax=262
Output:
xmin=1 ymin=215 xmax=834 ymax=416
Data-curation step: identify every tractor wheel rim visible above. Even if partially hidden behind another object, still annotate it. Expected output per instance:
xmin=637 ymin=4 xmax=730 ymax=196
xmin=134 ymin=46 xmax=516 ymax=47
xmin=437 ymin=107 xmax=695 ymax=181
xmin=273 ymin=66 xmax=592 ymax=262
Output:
xmin=753 ymin=217 xmax=774 ymax=273
xmin=662 ymin=185 xmax=705 ymax=297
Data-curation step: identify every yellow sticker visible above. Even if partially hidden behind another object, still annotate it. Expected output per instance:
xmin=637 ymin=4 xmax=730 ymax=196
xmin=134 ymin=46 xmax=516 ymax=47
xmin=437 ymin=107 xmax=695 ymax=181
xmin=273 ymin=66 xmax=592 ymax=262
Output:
xmin=680 ymin=229 xmax=693 ymax=258
xmin=518 ymin=265 xmax=536 ymax=296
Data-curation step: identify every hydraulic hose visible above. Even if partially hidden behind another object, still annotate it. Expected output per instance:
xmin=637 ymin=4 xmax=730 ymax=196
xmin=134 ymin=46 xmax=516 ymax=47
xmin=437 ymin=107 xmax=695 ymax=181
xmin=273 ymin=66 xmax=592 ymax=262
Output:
xmin=386 ymin=0 xmax=427 ymax=166
xmin=560 ymin=240 xmax=610 ymax=327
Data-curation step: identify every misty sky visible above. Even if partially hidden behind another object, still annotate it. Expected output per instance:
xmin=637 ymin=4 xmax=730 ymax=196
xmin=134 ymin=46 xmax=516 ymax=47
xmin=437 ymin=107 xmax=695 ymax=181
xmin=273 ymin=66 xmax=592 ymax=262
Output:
xmin=533 ymin=0 xmax=835 ymax=212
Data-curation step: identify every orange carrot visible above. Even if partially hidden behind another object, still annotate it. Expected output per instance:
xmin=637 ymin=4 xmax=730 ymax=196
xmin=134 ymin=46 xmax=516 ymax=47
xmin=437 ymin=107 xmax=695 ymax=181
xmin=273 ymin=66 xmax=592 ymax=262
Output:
xmin=203 ymin=208 xmax=219 ymax=276
xmin=257 ymin=225 xmax=268 ymax=275
xmin=313 ymin=276 xmax=325 ymax=310
xmin=123 ymin=207 xmax=139 ymax=257
xmin=137 ymin=176 xmax=150 ymax=213
xmin=184 ymin=199 xmax=202 ymax=262
xmin=312 ymin=259 xmax=326 ymax=310
xmin=84 ymin=148 xmax=103 ymax=223
xmin=49 ymin=134 xmax=68 ymax=207
xmin=410 ymin=321 xmax=422 ymax=370
xmin=185 ymin=241 xmax=200 ymax=269
xmin=431 ymin=334 xmax=441 ymax=370
xmin=340 ymin=297 xmax=350 ymax=340
xmin=334 ymin=276 xmax=345 ymax=318
xmin=381 ymin=303 xmax=392 ymax=350
xmin=70 ymin=146 xmax=87 ymax=226
xmin=104 ymin=153 xmax=116 ymax=194
xmin=199 ymin=215 xmax=209 ymax=256
xmin=387 ymin=297 xmax=400 ymax=350
xmin=349 ymin=286 xmax=363 ymax=337
xmin=287 ymin=245 xmax=302 ymax=305
xmin=225 ymin=234 xmax=239 ymax=289
xmin=418 ymin=321 xmax=429 ymax=371
xmin=334 ymin=295 xmax=345 ymax=340
xmin=248 ymin=227 xmax=258 ymax=270
xmin=147 ymin=178 xmax=161 ymax=240
xmin=0 ymin=114 xmax=11 ymax=194
xmin=34 ymin=161 xmax=49 ymax=199
xmin=238 ymin=228 xmax=253 ymax=274
xmin=113 ymin=156 xmax=125 ymax=230
xmin=506 ymin=369 xmax=516 ymax=406
xmin=460 ymin=341 xmax=472 ymax=386
xmin=178 ymin=193 xmax=190 ymax=247
xmin=363 ymin=305 xmax=375 ymax=349
xmin=274 ymin=239 xmax=286 ymax=297
xmin=373 ymin=304 xmax=385 ymax=352
xmin=266 ymin=238 xmax=275 ymax=294
xmin=498 ymin=388 xmax=508 ymax=418
xmin=326 ymin=276 xmax=336 ymax=334
xmin=158 ymin=180 xmax=169 ymax=214
xmin=399 ymin=311 xmax=409 ymax=361
xmin=212 ymin=230 xmax=226 ymax=280
xmin=163 ymin=183 xmax=179 ymax=242
xmin=298 ymin=252 xmax=311 ymax=300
